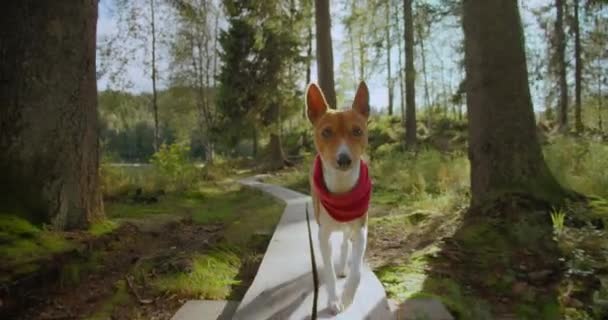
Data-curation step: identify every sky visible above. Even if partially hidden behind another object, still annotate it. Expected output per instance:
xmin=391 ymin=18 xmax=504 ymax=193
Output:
xmin=97 ymin=0 xmax=552 ymax=112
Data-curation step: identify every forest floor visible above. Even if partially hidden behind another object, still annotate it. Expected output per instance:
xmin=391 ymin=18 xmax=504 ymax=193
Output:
xmin=1 ymin=172 xmax=284 ymax=320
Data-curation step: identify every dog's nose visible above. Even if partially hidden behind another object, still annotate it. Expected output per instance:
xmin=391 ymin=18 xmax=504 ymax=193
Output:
xmin=337 ymin=153 xmax=352 ymax=168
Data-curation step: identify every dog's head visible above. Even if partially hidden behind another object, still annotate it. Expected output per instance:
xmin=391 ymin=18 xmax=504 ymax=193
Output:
xmin=305 ymin=81 xmax=370 ymax=171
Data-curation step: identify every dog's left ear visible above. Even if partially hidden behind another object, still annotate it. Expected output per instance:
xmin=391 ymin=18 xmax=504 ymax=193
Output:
xmin=306 ymin=83 xmax=328 ymax=125
xmin=352 ymin=81 xmax=370 ymax=119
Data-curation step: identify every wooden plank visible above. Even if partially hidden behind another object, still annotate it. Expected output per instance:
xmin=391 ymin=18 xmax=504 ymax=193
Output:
xmin=170 ymin=300 xmax=239 ymax=320
xmin=233 ymin=178 xmax=393 ymax=320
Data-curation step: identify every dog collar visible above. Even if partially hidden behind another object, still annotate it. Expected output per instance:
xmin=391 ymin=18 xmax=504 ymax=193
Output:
xmin=312 ymin=154 xmax=372 ymax=222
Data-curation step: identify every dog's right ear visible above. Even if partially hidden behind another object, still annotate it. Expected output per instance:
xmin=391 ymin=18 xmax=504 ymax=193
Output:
xmin=306 ymin=83 xmax=328 ymax=125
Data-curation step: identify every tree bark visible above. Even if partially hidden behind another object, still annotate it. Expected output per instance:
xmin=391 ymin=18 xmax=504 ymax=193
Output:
xmin=305 ymin=4 xmax=313 ymax=118
xmin=574 ymin=0 xmax=583 ymax=132
xmin=463 ymin=0 xmax=565 ymax=206
xmin=213 ymin=8 xmax=219 ymax=87
xmin=149 ymin=0 xmax=160 ymax=150
xmin=252 ymin=127 xmax=258 ymax=157
xmin=386 ymin=0 xmax=394 ymax=116
xmin=555 ymin=0 xmax=568 ymax=131
xmin=404 ymin=0 xmax=417 ymax=147
xmin=0 ymin=0 xmax=104 ymax=229
xmin=268 ymin=101 xmax=287 ymax=170
xmin=599 ymin=60 xmax=604 ymax=132
xmin=418 ymin=24 xmax=431 ymax=111
xmin=394 ymin=1 xmax=405 ymax=125
xmin=314 ymin=0 xmax=337 ymax=109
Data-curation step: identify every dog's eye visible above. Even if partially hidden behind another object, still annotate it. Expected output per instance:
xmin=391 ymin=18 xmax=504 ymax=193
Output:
xmin=352 ymin=127 xmax=363 ymax=137
xmin=321 ymin=128 xmax=332 ymax=138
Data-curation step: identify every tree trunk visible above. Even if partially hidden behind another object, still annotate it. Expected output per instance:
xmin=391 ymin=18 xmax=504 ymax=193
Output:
xmin=268 ymin=100 xmax=287 ymax=170
xmin=555 ymin=0 xmax=568 ymax=132
xmin=574 ymin=0 xmax=583 ymax=132
xmin=213 ymin=9 xmax=219 ymax=87
xmin=314 ymin=0 xmax=337 ymax=109
xmin=0 ymin=0 xmax=104 ymax=229
xmin=463 ymin=0 xmax=565 ymax=206
xmin=386 ymin=0 xmax=394 ymax=116
xmin=404 ymin=0 xmax=416 ymax=147
xmin=358 ymin=32 xmax=366 ymax=84
xmin=252 ymin=127 xmax=258 ymax=157
xmin=150 ymin=0 xmax=160 ymax=150
xmin=394 ymin=2 xmax=405 ymax=125
xmin=418 ymin=24 xmax=431 ymax=111
xmin=305 ymin=13 xmax=313 ymax=118
xmin=268 ymin=133 xmax=286 ymax=170
xmin=599 ymin=62 xmax=604 ymax=132
xmin=349 ymin=31 xmax=358 ymax=91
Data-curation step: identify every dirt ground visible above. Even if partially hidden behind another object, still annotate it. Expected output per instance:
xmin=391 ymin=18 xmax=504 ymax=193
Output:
xmin=11 ymin=217 xmax=242 ymax=320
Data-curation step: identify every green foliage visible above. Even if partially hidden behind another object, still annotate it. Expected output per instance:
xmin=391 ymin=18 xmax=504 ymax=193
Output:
xmin=367 ymin=115 xmax=404 ymax=153
xmin=544 ymin=136 xmax=608 ymax=198
xmin=151 ymin=143 xmax=197 ymax=192
xmin=551 ymin=207 xmax=567 ymax=235
xmin=99 ymin=90 xmax=177 ymax=162
xmin=216 ymin=0 xmax=305 ymax=148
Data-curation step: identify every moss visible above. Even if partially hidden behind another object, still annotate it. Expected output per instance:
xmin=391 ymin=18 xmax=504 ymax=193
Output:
xmin=414 ymin=277 xmax=492 ymax=319
xmin=152 ymin=250 xmax=241 ymax=299
xmin=0 ymin=214 xmax=39 ymax=238
xmin=60 ymin=251 xmax=103 ymax=287
xmin=515 ymin=296 xmax=560 ymax=320
xmin=0 ymin=214 xmax=73 ymax=268
xmin=88 ymin=219 xmax=120 ymax=236
xmin=376 ymin=256 xmax=428 ymax=301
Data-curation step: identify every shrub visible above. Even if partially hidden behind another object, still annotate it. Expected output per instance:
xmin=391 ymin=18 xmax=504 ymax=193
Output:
xmin=151 ymin=143 xmax=197 ymax=192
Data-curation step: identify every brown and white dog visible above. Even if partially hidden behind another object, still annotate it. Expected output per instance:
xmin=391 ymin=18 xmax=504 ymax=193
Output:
xmin=306 ymin=81 xmax=372 ymax=314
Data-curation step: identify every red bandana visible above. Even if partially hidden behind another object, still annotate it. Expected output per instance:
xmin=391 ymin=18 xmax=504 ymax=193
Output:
xmin=312 ymin=154 xmax=372 ymax=222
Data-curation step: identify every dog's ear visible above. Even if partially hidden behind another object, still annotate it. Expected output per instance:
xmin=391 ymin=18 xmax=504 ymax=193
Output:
xmin=306 ymin=83 xmax=328 ymax=124
xmin=352 ymin=81 xmax=370 ymax=119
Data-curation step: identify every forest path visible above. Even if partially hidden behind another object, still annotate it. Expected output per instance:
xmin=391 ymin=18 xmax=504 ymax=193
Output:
xmin=173 ymin=175 xmax=393 ymax=319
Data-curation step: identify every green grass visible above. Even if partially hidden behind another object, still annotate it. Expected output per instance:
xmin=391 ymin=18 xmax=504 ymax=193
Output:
xmin=153 ymin=250 xmax=242 ymax=299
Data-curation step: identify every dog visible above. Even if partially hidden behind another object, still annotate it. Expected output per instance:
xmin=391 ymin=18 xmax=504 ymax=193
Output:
xmin=306 ymin=81 xmax=372 ymax=314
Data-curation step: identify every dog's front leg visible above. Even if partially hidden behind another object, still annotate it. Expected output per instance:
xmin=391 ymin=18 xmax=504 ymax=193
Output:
xmin=342 ymin=224 xmax=367 ymax=308
xmin=336 ymin=230 xmax=350 ymax=278
xmin=318 ymin=225 xmax=343 ymax=314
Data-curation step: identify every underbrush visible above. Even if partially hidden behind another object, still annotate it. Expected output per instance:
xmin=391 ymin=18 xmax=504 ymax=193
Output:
xmin=544 ymin=136 xmax=608 ymax=198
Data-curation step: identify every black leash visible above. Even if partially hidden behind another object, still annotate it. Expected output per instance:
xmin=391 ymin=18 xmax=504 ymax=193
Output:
xmin=305 ymin=203 xmax=319 ymax=320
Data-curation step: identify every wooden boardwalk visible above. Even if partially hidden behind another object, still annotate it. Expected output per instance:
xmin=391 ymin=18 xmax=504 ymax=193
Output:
xmin=172 ymin=176 xmax=393 ymax=320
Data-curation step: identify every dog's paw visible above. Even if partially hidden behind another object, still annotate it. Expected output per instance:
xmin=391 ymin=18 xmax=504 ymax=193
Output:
xmin=328 ymin=297 xmax=344 ymax=315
